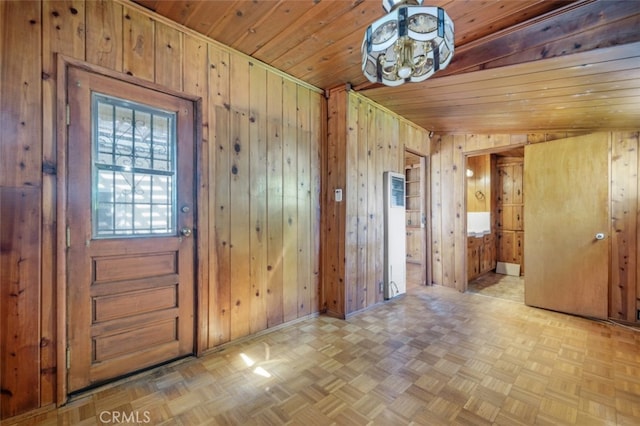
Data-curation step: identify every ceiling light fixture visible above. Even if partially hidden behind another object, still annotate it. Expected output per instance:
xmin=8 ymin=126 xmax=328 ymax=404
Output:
xmin=361 ymin=0 xmax=454 ymax=86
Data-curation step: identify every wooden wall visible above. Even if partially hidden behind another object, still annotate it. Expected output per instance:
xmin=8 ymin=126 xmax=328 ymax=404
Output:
xmin=323 ymin=88 xmax=430 ymax=318
xmin=466 ymin=154 xmax=491 ymax=212
xmin=0 ymin=0 xmax=323 ymax=419
xmin=610 ymin=132 xmax=640 ymax=324
xmin=431 ymin=132 xmax=640 ymax=324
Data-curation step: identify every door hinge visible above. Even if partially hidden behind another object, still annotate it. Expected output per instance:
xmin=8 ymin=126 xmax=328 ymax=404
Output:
xmin=66 ymin=345 xmax=71 ymax=369
xmin=66 ymin=226 xmax=70 ymax=248
xmin=66 ymin=104 xmax=70 ymax=126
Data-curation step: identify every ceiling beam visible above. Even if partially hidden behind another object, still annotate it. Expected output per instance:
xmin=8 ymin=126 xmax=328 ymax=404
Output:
xmin=439 ymin=0 xmax=640 ymax=76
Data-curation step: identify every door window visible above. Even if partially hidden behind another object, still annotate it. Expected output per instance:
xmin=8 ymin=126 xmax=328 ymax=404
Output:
xmin=92 ymin=93 xmax=177 ymax=238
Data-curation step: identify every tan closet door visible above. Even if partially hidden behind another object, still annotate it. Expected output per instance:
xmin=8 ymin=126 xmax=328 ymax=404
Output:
xmin=524 ymin=133 xmax=609 ymax=319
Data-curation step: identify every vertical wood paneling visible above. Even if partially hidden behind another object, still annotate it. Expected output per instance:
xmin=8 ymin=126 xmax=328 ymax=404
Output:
xmin=209 ymin=45 xmax=231 ymax=346
xmin=266 ymin=72 xmax=284 ymax=327
xmin=373 ymin=108 xmax=385 ymax=305
xmin=42 ymin=0 xmax=85 ymax=406
xmin=0 ymin=0 xmax=42 ymax=187
xmin=356 ymin=98 xmax=368 ymax=311
xmin=430 ymin=137 xmax=443 ymax=285
xmin=389 ymin=115 xmax=400 ymax=174
xmin=324 ymin=88 xmax=347 ymax=317
xmin=154 ymin=23 xmax=182 ymax=90
xmin=440 ymin=137 xmax=455 ymax=286
xmin=310 ymin=91 xmax=322 ymax=315
xmin=296 ymin=86 xmax=312 ymax=317
xmin=2 ymin=2 xmax=325 ymax=420
xmin=229 ymin=57 xmax=251 ymax=340
xmin=183 ymin=34 xmax=208 ymax=352
xmin=404 ymin=122 xmax=430 ymax=155
xmin=282 ymin=78 xmax=298 ymax=323
xmin=610 ymin=132 xmax=638 ymax=321
xmin=345 ymin=95 xmax=359 ymax=313
xmin=466 ymin=134 xmax=511 ymax=152
xmin=453 ymin=136 xmax=466 ymax=290
xmin=0 ymin=1 xmax=42 ymax=417
xmin=0 ymin=188 xmax=42 ymax=417
xmin=123 ymin=7 xmax=154 ymax=80
xmin=209 ymin=45 xmax=231 ymax=347
xmin=249 ymin=63 xmax=268 ymax=333
xmin=466 ymin=155 xmax=491 ymax=212
xmin=365 ymin=102 xmax=378 ymax=307
xmin=85 ymin=0 xmax=123 ymax=70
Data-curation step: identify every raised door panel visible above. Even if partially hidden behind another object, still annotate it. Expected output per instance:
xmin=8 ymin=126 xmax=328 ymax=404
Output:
xmin=480 ymin=234 xmax=496 ymax=273
xmin=467 ymin=237 xmax=481 ymax=279
xmin=515 ymin=231 xmax=525 ymax=274
xmin=497 ymin=231 xmax=515 ymax=263
xmin=498 ymin=165 xmax=513 ymax=204
xmin=512 ymin=163 xmax=524 ymax=204
xmin=498 ymin=205 xmax=515 ymax=230
xmin=513 ymin=205 xmax=524 ymax=231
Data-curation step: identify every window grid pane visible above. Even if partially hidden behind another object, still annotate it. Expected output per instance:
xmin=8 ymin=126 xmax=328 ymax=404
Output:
xmin=92 ymin=94 xmax=177 ymax=238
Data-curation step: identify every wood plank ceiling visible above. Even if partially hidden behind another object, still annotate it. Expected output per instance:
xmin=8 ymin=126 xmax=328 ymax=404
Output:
xmin=133 ymin=0 xmax=640 ymax=133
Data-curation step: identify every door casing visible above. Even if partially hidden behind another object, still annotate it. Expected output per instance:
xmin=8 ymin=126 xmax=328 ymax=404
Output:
xmin=56 ymin=56 xmax=204 ymax=404
xmin=404 ymin=148 xmax=431 ymax=287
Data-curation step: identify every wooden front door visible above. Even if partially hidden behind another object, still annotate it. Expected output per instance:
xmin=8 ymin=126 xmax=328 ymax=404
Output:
xmin=66 ymin=67 xmax=195 ymax=392
xmin=524 ymin=133 xmax=609 ymax=319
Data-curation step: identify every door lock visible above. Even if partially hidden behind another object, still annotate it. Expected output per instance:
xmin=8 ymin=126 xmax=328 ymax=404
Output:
xmin=595 ymin=232 xmax=605 ymax=240
xmin=181 ymin=227 xmax=192 ymax=237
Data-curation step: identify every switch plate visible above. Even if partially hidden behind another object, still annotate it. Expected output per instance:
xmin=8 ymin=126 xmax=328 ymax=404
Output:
xmin=335 ymin=188 xmax=343 ymax=202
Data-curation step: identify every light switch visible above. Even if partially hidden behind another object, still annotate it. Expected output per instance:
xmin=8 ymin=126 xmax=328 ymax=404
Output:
xmin=335 ymin=188 xmax=343 ymax=202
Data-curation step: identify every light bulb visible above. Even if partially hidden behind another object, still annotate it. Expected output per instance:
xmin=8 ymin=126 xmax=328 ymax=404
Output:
xmin=396 ymin=38 xmax=415 ymax=79
xmin=397 ymin=65 xmax=413 ymax=79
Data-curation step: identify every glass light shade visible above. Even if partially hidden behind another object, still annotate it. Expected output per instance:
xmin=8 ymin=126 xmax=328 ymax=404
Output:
xmin=362 ymin=1 xmax=454 ymax=86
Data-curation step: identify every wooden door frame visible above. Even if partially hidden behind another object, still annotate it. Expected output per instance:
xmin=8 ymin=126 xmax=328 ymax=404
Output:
xmin=55 ymin=55 xmax=205 ymax=405
xmin=404 ymin=148 xmax=431 ymax=287
xmin=462 ymin=145 xmax=526 ymax=291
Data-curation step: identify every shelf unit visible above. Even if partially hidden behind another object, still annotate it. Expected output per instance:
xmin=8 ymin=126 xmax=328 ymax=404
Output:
xmin=405 ymin=165 xmax=422 ymax=264
xmin=496 ymin=157 xmax=525 ymax=274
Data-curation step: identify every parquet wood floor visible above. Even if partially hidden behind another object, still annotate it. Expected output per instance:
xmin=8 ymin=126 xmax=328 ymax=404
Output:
xmin=467 ymin=272 xmax=524 ymax=304
xmin=7 ymin=285 xmax=640 ymax=425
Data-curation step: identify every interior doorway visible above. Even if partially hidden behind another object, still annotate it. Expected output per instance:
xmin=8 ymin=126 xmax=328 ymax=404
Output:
xmin=404 ymin=150 xmax=429 ymax=291
xmin=465 ymin=147 xmax=525 ymax=303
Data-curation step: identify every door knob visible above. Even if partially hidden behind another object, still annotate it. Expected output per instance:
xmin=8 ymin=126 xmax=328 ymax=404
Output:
xmin=595 ymin=232 xmax=605 ymax=240
xmin=181 ymin=227 xmax=192 ymax=237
